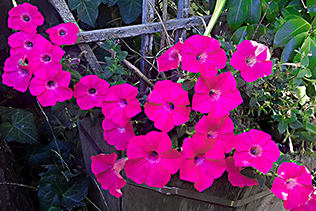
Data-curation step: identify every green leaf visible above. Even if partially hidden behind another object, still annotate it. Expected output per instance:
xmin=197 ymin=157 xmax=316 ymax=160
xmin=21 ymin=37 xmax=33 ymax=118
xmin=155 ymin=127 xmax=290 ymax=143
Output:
xmin=307 ymin=0 xmax=316 ymax=18
xmin=240 ymin=167 xmax=256 ymax=179
xmin=117 ymin=0 xmax=142 ymax=24
xmin=227 ymin=0 xmax=248 ymax=31
xmin=278 ymin=120 xmax=288 ymax=134
xmin=0 ymin=108 xmax=37 ymax=144
xmin=306 ymin=122 xmax=316 ymax=135
xmin=290 ymin=120 xmax=303 ymax=129
xmin=245 ymin=24 xmax=267 ymax=40
xmin=256 ymin=175 xmax=266 ymax=188
xmin=297 ymin=131 xmax=316 ymax=142
xmin=246 ymin=0 xmax=261 ymax=23
xmin=261 ymin=0 xmax=279 ymax=23
xmin=176 ymin=125 xmax=187 ymax=137
xmin=61 ymin=176 xmax=88 ymax=208
xmin=116 ymin=50 xmax=128 ymax=62
xmin=101 ymin=0 xmax=117 ymax=6
xmin=38 ymin=183 xmax=62 ymax=211
xmin=230 ymin=26 xmax=247 ymax=44
xmin=281 ymin=32 xmax=308 ymax=62
xmin=68 ymin=0 xmax=101 ymax=27
xmin=274 ymin=18 xmax=311 ymax=48
xmin=27 ymin=144 xmax=52 ymax=168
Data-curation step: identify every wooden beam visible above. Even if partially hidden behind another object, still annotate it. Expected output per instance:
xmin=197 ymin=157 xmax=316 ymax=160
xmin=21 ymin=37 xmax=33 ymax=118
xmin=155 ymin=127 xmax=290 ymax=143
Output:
xmin=77 ymin=15 xmax=211 ymax=43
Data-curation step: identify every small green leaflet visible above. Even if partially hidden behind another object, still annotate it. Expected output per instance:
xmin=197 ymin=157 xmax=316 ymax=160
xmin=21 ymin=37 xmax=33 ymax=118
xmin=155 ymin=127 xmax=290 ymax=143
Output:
xmin=68 ymin=0 xmax=101 ymax=27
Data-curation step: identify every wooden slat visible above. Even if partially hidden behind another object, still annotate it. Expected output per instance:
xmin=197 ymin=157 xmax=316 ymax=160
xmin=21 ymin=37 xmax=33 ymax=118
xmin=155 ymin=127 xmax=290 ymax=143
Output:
xmin=175 ymin=0 xmax=190 ymax=42
xmin=77 ymin=15 xmax=211 ymax=43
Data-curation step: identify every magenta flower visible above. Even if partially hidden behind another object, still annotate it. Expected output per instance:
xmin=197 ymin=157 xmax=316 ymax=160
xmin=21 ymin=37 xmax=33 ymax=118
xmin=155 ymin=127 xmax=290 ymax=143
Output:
xmin=74 ymin=75 xmax=110 ymax=110
xmin=144 ymin=80 xmax=191 ymax=132
xmin=28 ymin=38 xmax=65 ymax=75
xmin=102 ymin=119 xmax=135 ymax=151
xmin=124 ymin=131 xmax=182 ymax=188
xmin=290 ymin=189 xmax=316 ymax=211
xmin=29 ymin=69 xmax=73 ymax=107
xmin=8 ymin=31 xmax=47 ymax=57
xmin=226 ymin=156 xmax=258 ymax=188
xmin=271 ymin=162 xmax=314 ymax=210
xmin=2 ymin=55 xmax=32 ymax=92
xmin=180 ymin=135 xmax=226 ymax=192
xmin=234 ymin=129 xmax=280 ymax=174
xmin=91 ymin=153 xmax=128 ymax=198
xmin=192 ymin=72 xmax=243 ymax=116
xmin=157 ymin=40 xmax=182 ymax=72
xmin=181 ymin=34 xmax=227 ymax=78
xmin=46 ymin=22 xmax=79 ymax=45
xmin=102 ymin=84 xmax=141 ymax=127
xmin=195 ymin=114 xmax=235 ymax=153
xmin=230 ymin=40 xmax=273 ymax=83
xmin=8 ymin=3 xmax=44 ymax=34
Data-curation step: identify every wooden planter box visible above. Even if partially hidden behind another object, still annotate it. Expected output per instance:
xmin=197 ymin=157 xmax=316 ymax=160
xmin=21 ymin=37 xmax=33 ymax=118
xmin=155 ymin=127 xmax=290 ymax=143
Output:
xmin=79 ymin=116 xmax=284 ymax=211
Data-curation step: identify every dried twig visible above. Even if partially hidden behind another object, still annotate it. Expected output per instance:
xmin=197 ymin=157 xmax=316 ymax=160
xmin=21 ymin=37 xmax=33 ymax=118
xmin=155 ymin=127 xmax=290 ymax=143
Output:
xmin=252 ymin=0 xmax=273 ymax=40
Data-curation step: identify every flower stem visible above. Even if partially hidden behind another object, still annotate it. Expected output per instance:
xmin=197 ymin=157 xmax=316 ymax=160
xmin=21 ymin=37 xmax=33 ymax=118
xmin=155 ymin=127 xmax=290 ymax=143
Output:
xmin=203 ymin=0 xmax=226 ymax=37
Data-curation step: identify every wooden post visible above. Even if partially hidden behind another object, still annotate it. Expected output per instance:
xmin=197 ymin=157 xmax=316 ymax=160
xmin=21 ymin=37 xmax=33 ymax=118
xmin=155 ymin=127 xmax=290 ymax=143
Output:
xmin=175 ymin=0 xmax=190 ymax=42
xmin=140 ymin=0 xmax=155 ymax=93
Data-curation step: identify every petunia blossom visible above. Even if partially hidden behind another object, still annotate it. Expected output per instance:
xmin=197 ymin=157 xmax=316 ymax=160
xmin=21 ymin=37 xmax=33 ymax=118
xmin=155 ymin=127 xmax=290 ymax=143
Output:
xmin=290 ymin=188 xmax=316 ymax=211
xmin=91 ymin=153 xmax=128 ymax=198
xmin=180 ymin=135 xmax=226 ymax=192
xmin=229 ymin=40 xmax=273 ymax=83
xmin=46 ymin=22 xmax=79 ymax=45
xmin=102 ymin=118 xmax=135 ymax=151
xmin=29 ymin=69 xmax=73 ymax=107
xmin=195 ymin=114 xmax=235 ymax=153
xmin=144 ymin=80 xmax=191 ymax=132
xmin=271 ymin=162 xmax=314 ymax=210
xmin=124 ymin=131 xmax=182 ymax=188
xmin=2 ymin=55 xmax=32 ymax=92
xmin=181 ymin=34 xmax=227 ymax=78
xmin=192 ymin=72 xmax=243 ymax=116
xmin=8 ymin=2 xmax=44 ymax=34
xmin=28 ymin=38 xmax=65 ymax=75
xmin=102 ymin=84 xmax=141 ymax=127
xmin=74 ymin=75 xmax=110 ymax=110
xmin=234 ymin=129 xmax=280 ymax=174
xmin=226 ymin=156 xmax=258 ymax=188
xmin=8 ymin=31 xmax=47 ymax=57
xmin=157 ymin=40 xmax=183 ymax=72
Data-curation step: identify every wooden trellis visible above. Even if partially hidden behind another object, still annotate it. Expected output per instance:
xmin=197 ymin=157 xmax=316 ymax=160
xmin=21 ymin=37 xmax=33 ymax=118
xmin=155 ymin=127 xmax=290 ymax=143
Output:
xmin=48 ymin=0 xmax=284 ymax=210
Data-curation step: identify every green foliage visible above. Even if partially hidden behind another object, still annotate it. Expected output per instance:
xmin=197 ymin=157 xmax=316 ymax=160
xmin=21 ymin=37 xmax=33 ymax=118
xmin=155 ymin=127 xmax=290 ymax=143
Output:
xmin=0 ymin=107 xmax=37 ymax=144
xmin=38 ymin=165 xmax=88 ymax=211
xmin=227 ymin=0 xmax=248 ymax=31
xmin=68 ymin=0 xmax=101 ymax=27
xmin=117 ymin=0 xmax=142 ymax=24
xmin=101 ymin=0 xmax=117 ymax=7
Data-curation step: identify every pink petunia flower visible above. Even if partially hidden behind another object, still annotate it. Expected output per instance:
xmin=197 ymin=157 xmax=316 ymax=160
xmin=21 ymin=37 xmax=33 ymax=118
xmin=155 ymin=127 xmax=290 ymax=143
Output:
xmin=102 ymin=118 xmax=135 ymax=151
xmin=8 ymin=3 xmax=44 ymax=34
xmin=124 ymin=131 xmax=182 ymax=188
xmin=195 ymin=114 xmax=235 ymax=153
xmin=192 ymin=72 xmax=243 ymax=116
xmin=102 ymin=84 xmax=141 ymax=127
xmin=74 ymin=75 xmax=110 ymax=110
xmin=91 ymin=153 xmax=128 ymax=198
xmin=2 ymin=55 xmax=32 ymax=92
xmin=271 ymin=162 xmax=314 ymax=210
xmin=29 ymin=69 xmax=73 ymax=107
xmin=234 ymin=129 xmax=280 ymax=174
xmin=226 ymin=156 xmax=258 ymax=188
xmin=229 ymin=40 xmax=273 ymax=83
xmin=8 ymin=31 xmax=47 ymax=57
xmin=46 ymin=22 xmax=79 ymax=45
xmin=28 ymin=38 xmax=65 ymax=75
xmin=144 ymin=80 xmax=191 ymax=132
xmin=290 ymin=188 xmax=316 ymax=211
xmin=180 ymin=135 xmax=226 ymax=192
xmin=157 ymin=40 xmax=183 ymax=72
xmin=181 ymin=34 xmax=227 ymax=78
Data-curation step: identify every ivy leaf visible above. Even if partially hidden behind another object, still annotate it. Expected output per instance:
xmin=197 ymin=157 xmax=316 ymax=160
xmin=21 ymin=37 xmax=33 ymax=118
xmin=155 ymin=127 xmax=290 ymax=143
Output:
xmin=0 ymin=108 xmax=37 ymax=144
xmin=101 ymin=0 xmax=117 ymax=6
xmin=274 ymin=17 xmax=311 ymax=48
xmin=227 ymin=0 xmax=248 ymax=31
xmin=61 ymin=176 xmax=88 ymax=208
xmin=246 ymin=0 xmax=261 ymax=24
xmin=38 ymin=183 xmax=62 ymax=211
xmin=117 ymin=0 xmax=142 ymax=24
xmin=68 ymin=0 xmax=101 ymax=27
xmin=307 ymin=0 xmax=316 ymax=18
xmin=27 ymin=144 xmax=52 ymax=168
xmin=240 ymin=167 xmax=256 ymax=179
xmin=256 ymin=175 xmax=266 ymax=188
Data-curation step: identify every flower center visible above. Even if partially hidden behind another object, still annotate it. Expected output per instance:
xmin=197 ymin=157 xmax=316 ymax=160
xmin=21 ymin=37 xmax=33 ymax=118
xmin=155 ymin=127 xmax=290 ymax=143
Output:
xmin=42 ymin=54 xmax=51 ymax=62
xmin=164 ymin=102 xmax=174 ymax=112
xmin=245 ymin=57 xmax=257 ymax=67
xmin=25 ymin=41 xmax=33 ymax=48
xmin=249 ymin=146 xmax=261 ymax=156
xmin=147 ymin=151 xmax=160 ymax=163
xmin=59 ymin=30 xmax=66 ymax=36
xmin=285 ymin=178 xmax=297 ymax=189
xmin=46 ymin=80 xmax=57 ymax=89
xmin=207 ymin=131 xmax=218 ymax=139
xmin=196 ymin=52 xmax=207 ymax=62
xmin=88 ymin=88 xmax=96 ymax=94
xmin=151 ymin=151 xmax=158 ymax=157
xmin=23 ymin=15 xmax=30 ymax=22
xmin=118 ymin=99 xmax=127 ymax=108
xmin=18 ymin=67 xmax=29 ymax=76
xmin=194 ymin=155 xmax=205 ymax=166
xmin=117 ymin=126 xmax=126 ymax=133
xmin=209 ymin=89 xmax=221 ymax=101
xmin=169 ymin=50 xmax=179 ymax=61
